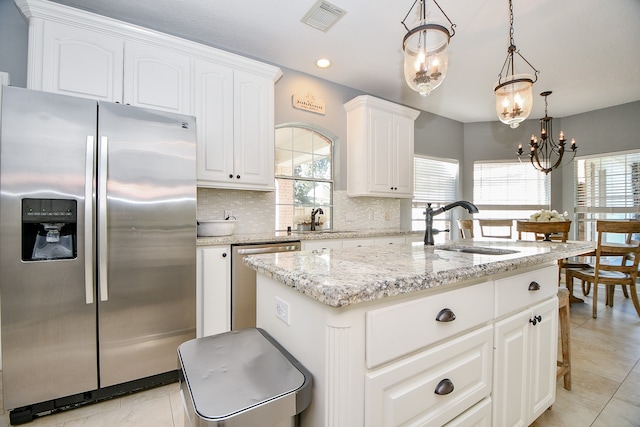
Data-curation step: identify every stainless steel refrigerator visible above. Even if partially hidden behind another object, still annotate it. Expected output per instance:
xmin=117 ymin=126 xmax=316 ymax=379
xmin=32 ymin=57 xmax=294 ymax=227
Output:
xmin=0 ymin=86 xmax=196 ymax=422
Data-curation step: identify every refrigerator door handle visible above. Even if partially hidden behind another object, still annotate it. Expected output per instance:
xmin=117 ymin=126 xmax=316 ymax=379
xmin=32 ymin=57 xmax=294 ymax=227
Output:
xmin=85 ymin=136 xmax=95 ymax=304
xmin=98 ymin=136 xmax=109 ymax=301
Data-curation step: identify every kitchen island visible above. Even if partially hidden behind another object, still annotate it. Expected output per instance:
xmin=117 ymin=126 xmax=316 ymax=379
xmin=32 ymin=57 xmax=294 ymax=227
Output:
xmin=244 ymin=239 xmax=595 ymax=427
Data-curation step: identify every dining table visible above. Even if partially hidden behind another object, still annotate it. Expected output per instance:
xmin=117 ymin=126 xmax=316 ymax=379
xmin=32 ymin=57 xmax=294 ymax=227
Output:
xmin=516 ymin=220 xmax=572 ymax=242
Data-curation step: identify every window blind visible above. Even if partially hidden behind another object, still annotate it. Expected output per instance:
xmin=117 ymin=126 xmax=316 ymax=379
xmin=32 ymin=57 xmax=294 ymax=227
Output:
xmin=413 ymin=156 xmax=458 ymax=204
xmin=575 ymin=151 xmax=640 ymax=213
xmin=473 ymin=161 xmax=550 ymax=208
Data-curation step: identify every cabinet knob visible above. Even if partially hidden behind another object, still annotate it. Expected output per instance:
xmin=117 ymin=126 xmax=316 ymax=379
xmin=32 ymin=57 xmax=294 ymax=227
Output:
xmin=222 ymin=253 xmax=227 ymax=257
xmin=528 ymin=281 xmax=540 ymax=291
xmin=529 ymin=315 xmax=542 ymax=325
xmin=435 ymin=308 xmax=456 ymax=322
xmin=236 ymin=174 xmax=241 ymax=179
xmin=229 ymin=174 xmax=234 ymax=179
xmin=434 ymin=378 xmax=455 ymax=395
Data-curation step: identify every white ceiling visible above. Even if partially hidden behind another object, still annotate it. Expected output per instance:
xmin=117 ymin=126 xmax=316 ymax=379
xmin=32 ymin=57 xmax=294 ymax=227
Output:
xmin=48 ymin=0 xmax=640 ymax=123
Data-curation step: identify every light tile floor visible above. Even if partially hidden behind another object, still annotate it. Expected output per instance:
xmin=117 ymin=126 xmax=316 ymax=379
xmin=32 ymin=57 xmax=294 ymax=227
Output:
xmin=1 ymin=284 xmax=639 ymax=427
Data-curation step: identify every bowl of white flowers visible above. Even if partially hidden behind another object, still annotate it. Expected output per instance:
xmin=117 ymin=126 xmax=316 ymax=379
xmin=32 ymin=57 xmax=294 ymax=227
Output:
xmin=529 ymin=209 xmax=568 ymax=222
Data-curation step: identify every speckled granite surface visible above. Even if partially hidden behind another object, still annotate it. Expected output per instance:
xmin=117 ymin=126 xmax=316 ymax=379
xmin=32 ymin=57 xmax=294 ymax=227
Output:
xmin=196 ymin=229 xmax=421 ymax=246
xmin=243 ymin=240 xmax=596 ymax=308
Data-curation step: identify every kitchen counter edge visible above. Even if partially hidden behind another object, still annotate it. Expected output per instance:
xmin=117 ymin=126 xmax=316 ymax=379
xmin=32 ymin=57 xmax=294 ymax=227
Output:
xmin=196 ymin=229 xmax=421 ymax=246
xmin=244 ymin=240 xmax=596 ymax=308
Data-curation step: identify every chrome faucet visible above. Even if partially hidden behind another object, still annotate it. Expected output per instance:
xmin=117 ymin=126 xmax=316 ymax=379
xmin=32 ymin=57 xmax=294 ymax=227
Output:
xmin=310 ymin=207 xmax=324 ymax=231
xmin=424 ymin=201 xmax=479 ymax=246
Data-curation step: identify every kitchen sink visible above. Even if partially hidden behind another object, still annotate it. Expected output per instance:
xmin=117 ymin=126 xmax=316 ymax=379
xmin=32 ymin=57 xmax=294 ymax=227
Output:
xmin=437 ymin=246 xmax=519 ymax=255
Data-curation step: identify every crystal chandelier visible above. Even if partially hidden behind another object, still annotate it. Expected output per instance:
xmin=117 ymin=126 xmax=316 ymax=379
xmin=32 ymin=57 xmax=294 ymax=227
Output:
xmin=494 ymin=0 xmax=539 ymax=128
xmin=401 ymin=0 xmax=456 ymax=97
xmin=518 ymin=91 xmax=577 ymax=174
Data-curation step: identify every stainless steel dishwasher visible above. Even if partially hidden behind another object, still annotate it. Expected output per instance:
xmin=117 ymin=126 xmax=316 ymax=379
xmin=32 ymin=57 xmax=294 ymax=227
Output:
xmin=231 ymin=241 xmax=301 ymax=330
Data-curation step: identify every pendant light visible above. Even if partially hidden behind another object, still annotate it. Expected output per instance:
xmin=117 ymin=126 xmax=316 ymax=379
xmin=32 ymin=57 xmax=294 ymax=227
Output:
xmin=494 ymin=0 xmax=539 ymax=128
xmin=401 ymin=0 xmax=456 ymax=97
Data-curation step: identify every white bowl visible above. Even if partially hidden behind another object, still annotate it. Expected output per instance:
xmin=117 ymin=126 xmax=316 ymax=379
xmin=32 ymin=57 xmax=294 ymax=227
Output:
xmin=197 ymin=220 xmax=236 ymax=237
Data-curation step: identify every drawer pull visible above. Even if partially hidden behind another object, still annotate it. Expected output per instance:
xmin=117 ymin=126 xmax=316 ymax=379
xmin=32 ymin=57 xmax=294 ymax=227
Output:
xmin=435 ymin=308 xmax=456 ymax=322
xmin=434 ymin=378 xmax=455 ymax=395
xmin=529 ymin=315 xmax=542 ymax=325
xmin=528 ymin=281 xmax=541 ymax=291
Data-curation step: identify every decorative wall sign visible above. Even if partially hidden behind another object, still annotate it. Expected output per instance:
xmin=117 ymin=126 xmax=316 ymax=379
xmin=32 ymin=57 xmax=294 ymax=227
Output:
xmin=292 ymin=92 xmax=326 ymax=115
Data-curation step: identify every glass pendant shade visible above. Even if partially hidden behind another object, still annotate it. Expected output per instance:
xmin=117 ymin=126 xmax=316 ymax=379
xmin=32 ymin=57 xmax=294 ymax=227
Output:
xmin=494 ymin=74 xmax=534 ymax=128
xmin=403 ymin=23 xmax=451 ymax=97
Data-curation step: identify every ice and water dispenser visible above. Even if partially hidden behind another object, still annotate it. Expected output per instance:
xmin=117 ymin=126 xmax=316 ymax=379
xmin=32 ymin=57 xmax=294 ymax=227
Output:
xmin=21 ymin=198 xmax=77 ymax=261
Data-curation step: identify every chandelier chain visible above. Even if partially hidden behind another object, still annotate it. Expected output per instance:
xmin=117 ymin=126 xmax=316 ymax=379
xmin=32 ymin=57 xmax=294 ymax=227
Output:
xmin=509 ymin=0 xmax=514 ymax=47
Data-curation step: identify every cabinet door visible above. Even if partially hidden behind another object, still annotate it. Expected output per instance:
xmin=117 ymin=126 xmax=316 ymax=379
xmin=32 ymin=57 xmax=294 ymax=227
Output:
xmin=194 ymin=59 xmax=235 ymax=184
xmin=40 ymin=21 xmax=123 ymax=101
xmin=369 ymin=108 xmax=395 ymax=194
xmin=393 ymin=114 xmax=415 ymax=196
xmin=232 ymin=70 xmax=275 ymax=189
xmin=527 ymin=298 xmax=558 ymax=422
xmin=493 ymin=297 xmax=558 ymax=427
xmin=123 ymin=40 xmax=191 ymax=114
xmin=493 ymin=310 xmax=530 ymax=427
xmin=197 ymin=246 xmax=231 ymax=338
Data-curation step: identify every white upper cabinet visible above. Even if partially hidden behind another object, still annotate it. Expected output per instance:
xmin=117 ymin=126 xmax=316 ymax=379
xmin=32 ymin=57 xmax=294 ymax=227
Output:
xmin=123 ymin=41 xmax=191 ymax=114
xmin=38 ymin=21 xmax=124 ymax=102
xmin=344 ymin=95 xmax=420 ymax=198
xmin=19 ymin=0 xmax=282 ymax=191
xmin=195 ymin=60 xmax=276 ymax=190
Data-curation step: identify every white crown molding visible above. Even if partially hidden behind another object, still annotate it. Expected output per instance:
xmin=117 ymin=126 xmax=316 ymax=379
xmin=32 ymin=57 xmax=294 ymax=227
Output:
xmin=14 ymin=0 xmax=283 ymax=81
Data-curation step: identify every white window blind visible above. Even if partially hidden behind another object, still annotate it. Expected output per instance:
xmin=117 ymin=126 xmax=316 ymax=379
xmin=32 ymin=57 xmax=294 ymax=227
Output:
xmin=412 ymin=156 xmax=458 ymax=234
xmin=575 ymin=151 xmax=640 ymax=213
xmin=413 ymin=156 xmax=458 ymax=204
xmin=473 ymin=161 xmax=550 ymax=209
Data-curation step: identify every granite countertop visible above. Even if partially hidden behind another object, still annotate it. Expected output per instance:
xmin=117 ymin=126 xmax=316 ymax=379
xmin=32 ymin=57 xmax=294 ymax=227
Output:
xmin=243 ymin=239 xmax=596 ymax=308
xmin=196 ymin=229 xmax=421 ymax=246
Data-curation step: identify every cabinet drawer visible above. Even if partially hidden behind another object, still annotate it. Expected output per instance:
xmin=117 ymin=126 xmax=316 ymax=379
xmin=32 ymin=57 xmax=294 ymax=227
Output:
xmin=366 ymin=281 xmax=493 ymax=368
xmin=494 ymin=265 xmax=557 ymax=318
xmin=444 ymin=397 xmax=491 ymax=427
xmin=365 ymin=326 xmax=493 ymax=427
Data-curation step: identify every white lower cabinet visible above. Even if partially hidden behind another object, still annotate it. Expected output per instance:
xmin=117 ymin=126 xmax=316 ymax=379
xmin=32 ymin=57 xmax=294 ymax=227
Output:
xmin=493 ymin=297 xmax=557 ymax=427
xmin=365 ymin=326 xmax=493 ymax=427
xmin=196 ymin=246 xmax=231 ymax=338
xmin=254 ymin=260 xmax=560 ymax=427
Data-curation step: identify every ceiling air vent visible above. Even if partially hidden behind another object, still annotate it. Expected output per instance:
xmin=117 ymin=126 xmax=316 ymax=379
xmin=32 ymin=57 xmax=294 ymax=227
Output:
xmin=301 ymin=0 xmax=347 ymax=32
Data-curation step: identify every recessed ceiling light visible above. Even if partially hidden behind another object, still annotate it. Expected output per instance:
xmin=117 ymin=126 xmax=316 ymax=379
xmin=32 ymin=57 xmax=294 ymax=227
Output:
xmin=316 ymin=58 xmax=331 ymax=68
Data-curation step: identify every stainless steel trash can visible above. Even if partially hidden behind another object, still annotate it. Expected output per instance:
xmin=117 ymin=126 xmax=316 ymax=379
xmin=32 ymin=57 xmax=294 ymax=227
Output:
xmin=178 ymin=328 xmax=312 ymax=427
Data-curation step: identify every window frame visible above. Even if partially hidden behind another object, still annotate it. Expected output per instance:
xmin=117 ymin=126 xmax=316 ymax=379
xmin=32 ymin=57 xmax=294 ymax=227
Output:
xmin=274 ymin=123 xmax=335 ymax=231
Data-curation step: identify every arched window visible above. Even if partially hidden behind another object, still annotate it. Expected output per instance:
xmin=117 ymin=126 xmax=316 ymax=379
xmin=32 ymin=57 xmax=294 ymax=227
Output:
xmin=275 ymin=124 xmax=334 ymax=231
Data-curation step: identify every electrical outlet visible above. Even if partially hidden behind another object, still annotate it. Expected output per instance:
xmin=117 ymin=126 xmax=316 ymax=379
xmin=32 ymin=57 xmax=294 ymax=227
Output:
xmin=275 ymin=297 xmax=290 ymax=324
xmin=373 ymin=212 xmax=383 ymax=221
xmin=385 ymin=211 xmax=391 ymax=221
xmin=224 ymin=210 xmax=233 ymax=219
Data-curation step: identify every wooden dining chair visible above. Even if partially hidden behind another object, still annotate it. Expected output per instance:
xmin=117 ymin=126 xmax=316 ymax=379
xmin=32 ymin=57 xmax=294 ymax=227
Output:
xmin=478 ymin=219 xmax=513 ymax=239
xmin=457 ymin=219 xmax=474 ymax=239
xmin=565 ymin=220 xmax=640 ymax=319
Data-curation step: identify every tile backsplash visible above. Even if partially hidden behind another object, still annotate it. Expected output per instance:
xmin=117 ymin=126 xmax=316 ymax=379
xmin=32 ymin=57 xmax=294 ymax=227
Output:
xmin=197 ymin=188 xmax=402 ymax=234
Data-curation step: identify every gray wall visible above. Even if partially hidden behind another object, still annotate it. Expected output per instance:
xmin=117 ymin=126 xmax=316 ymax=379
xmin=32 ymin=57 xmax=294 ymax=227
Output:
xmin=0 ymin=0 xmax=28 ymax=88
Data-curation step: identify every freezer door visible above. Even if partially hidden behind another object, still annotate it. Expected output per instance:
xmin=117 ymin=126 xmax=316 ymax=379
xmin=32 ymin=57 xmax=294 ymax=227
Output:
xmin=97 ymin=102 xmax=196 ymax=387
xmin=0 ymin=87 xmax=98 ymax=409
